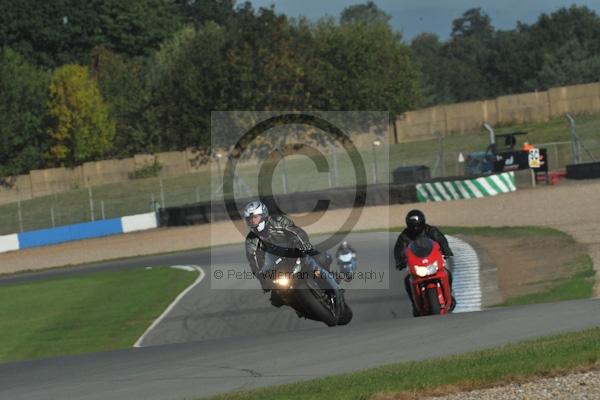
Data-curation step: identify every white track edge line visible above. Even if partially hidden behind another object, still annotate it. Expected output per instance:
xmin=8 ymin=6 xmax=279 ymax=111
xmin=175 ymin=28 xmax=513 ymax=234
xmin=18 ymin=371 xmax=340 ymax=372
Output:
xmin=133 ymin=265 xmax=205 ymax=348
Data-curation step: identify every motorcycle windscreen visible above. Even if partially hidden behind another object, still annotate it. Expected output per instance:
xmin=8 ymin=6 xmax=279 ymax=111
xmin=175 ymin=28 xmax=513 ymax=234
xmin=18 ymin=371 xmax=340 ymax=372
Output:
xmin=408 ymin=237 xmax=434 ymax=258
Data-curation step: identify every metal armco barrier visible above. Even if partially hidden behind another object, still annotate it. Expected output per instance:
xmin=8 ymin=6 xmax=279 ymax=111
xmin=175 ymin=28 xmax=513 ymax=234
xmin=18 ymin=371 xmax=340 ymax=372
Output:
xmin=416 ymin=171 xmax=516 ymax=202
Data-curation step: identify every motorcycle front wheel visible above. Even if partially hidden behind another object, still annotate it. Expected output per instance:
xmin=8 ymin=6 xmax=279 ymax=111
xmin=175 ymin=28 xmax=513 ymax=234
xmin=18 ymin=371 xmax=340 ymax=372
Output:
xmin=294 ymin=280 xmax=340 ymax=327
xmin=427 ymin=287 xmax=442 ymax=315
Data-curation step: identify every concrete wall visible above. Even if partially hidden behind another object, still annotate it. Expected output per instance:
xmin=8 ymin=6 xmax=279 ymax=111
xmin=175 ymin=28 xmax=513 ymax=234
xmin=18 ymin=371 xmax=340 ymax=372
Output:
xmin=0 ymin=212 xmax=158 ymax=254
xmin=0 ymin=151 xmax=215 ymax=206
xmin=396 ymin=82 xmax=600 ymax=142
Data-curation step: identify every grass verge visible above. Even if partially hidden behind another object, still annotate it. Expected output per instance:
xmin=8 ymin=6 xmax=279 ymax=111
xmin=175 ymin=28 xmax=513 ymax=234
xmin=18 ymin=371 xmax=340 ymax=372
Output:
xmin=440 ymin=225 xmax=576 ymax=243
xmin=204 ymin=327 xmax=600 ymax=400
xmin=441 ymin=226 xmax=595 ymax=305
xmin=497 ymin=254 xmax=595 ymax=306
xmin=0 ymin=267 xmax=197 ymax=363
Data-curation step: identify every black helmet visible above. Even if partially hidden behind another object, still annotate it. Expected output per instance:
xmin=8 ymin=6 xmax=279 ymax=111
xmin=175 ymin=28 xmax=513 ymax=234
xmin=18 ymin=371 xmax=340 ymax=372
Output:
xmin=243 ymin=200 xmax=269 ymax=233
xmin=405 ymin=209 xmax=426 ymax=234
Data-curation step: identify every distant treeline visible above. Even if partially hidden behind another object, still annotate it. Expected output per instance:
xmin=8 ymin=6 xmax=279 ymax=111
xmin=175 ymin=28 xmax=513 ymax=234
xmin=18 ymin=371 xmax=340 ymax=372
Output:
xmin=1 ymin=1 xmax=599 ymax=177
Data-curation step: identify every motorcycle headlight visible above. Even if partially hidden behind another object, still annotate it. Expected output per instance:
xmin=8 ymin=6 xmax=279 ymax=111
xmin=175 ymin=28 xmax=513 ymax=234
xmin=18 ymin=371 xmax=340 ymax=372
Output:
xmin=273 ymin=277 xmax=290 ymax=287
xmin=292 ymin=262 xmax=302 ymax=275
xmin=415 ymin=261 xmax=438 ymax=277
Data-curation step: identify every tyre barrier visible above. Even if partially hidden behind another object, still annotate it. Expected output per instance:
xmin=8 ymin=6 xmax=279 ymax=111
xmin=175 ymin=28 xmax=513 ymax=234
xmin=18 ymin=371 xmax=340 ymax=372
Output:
xmin=159 ymin=183 xmax=417 ymax=227
xmin=566 ymin=162 xmax=600 ymax=180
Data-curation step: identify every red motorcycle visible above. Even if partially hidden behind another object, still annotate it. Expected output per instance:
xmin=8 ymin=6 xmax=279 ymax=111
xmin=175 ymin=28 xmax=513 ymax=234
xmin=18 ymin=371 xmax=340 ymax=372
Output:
xmin=405 ymin=237 xmax=453 ymax=316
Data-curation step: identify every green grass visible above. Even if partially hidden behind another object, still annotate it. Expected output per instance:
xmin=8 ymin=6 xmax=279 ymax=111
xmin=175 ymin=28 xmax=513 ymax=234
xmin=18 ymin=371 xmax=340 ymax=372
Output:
xmin=498 ymin=255 xmax=595 ymax=306
xmin=3 ymin=111 xmax=600 ymax=235
xmin=204 ymin=327 xmax=600 ymax=400
xmin=440 ymin=225 xmax=576 ymax=243
xmin=0 ymin=267 xmax=197 ymax=363
xmin=441 ymin=226 xmax=594 ymax=305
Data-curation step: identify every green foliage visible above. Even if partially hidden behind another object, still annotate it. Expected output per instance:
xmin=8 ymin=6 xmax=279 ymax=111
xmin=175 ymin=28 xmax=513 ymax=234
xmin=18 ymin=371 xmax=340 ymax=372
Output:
xmin=175 ymin=0 xmax=235 ymax=27
xmin=451 ymin=8 xmax=494 ymax=39
xmin=146 ymin=5 xmax=420 ymax=152
xmin=5 ymin=1 xmax=600 ymax=176
xmin=0 ymin=0 xmax=182 ymax=67
xmin=128 ymin=158 xmax=163 ymax=180
xmin=0 ymin=48 xmax=50 ymax=177
xmin=90 ymin=46 xmax=155 ymax=156
xmin=529 ymin=40 xmax=600 ymax=89
xmin=413 ymin=5 xmax=600 ymax=105
xmin=339 ymin=1 xmax=391 ymax=26
xmin=313 ymin=20 xmax=420 ymax=114
xmin=46 ymin=64 xmax=116 ymax=166
xmin=148 ymin=21 xmax=227 ymax=150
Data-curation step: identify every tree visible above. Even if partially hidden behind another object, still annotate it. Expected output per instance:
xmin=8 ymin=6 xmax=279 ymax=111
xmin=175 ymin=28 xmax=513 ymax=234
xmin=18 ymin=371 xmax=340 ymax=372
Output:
xmin=313 ymin=19 xmax=421 ymax=114
xmin=90 ymin=46 xmax=154 ymax=156
xmin=340 ymin=1 xmax=391 ymax=26
xmin=47 ymin=65 xmax=116 ymax=166
xmin=0 ymin=48 xmax=50 ymax=177
xmin=175 ymin=0 xmax=235 ymax=26
xmin=0 ymin=0 xmax=182 ymax=67
xmin=147 ymin=5 xmax=317 ymax=151
xmin=147 ymin=21 xmax=228 ymax=150
xmin=451 ymin=8 xmax=494 ymax=40
xmin=410 ymin=33 xmax=453 ymax=106
xmin=529 ymin=40 xmax=600 ymax=89
xmin=411 ymin=8 xmax=496 ymax=104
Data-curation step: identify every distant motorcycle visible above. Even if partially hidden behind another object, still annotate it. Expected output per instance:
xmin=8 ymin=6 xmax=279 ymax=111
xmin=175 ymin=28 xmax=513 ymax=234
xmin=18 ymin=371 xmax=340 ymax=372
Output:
xmin=405 ymin=238 xmax=453 ymax=316
xmin=336 ymin=251 xmax=356 ymax=282
xmin=262 ymin=256 xmax=353 ymax=327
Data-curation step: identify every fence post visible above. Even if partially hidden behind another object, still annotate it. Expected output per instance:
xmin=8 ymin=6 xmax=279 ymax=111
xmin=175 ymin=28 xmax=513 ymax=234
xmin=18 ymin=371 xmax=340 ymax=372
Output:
xmin=372 ymin=140 xmax=381 ymax=184
xmin=88 ymin=186 xmax=95 ymax=222
xmin=280 ymin=147 xmax=289 ymax=194
xmin=566 ymin=113 xmax=581 ymax=164
xmin=438 ymin=133 xmax=445 ymax=177
xmin=329 ymin=142 xmax=339 ymax=187
xmin=101 ymin=200 xmax=105 ymax=220
xmin=159 ymin=179 xmax=165 ymax=208
xmin=50 ymin=207 xmax=55 ymax=228
xmin=17 ymin=195 xmax=23 ymax=233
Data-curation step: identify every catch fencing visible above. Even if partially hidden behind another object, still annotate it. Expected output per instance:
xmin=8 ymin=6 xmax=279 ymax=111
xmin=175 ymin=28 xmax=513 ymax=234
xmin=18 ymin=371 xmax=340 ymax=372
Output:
xmin=0 ymin=113 xmax=598 ymax=235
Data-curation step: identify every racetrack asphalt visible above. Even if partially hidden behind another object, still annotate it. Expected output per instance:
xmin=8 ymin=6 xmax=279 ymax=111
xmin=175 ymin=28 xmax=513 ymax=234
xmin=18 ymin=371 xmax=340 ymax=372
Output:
xmin=1 ymin=231 xmax=599 ymax=399
xmin=1 ymin=299 xmax=598 ymax=400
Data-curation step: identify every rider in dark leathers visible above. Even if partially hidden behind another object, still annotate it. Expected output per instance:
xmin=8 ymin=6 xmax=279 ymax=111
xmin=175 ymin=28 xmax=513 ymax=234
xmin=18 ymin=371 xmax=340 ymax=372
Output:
xmin=243 ymin=200 xmax=334 ymax=307
xmin=393 ymin=209 xmax=455 ymax=314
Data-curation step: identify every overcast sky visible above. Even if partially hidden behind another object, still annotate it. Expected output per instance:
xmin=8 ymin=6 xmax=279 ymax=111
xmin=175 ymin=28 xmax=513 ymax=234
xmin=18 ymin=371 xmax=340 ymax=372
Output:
xmin=248 ymin=0 xmax=600 ymax=41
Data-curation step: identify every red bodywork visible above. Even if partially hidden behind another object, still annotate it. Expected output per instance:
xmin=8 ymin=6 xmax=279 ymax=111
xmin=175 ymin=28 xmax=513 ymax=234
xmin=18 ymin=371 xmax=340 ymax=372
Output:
xmin=405 ymin=240 xmax=453 ymax=316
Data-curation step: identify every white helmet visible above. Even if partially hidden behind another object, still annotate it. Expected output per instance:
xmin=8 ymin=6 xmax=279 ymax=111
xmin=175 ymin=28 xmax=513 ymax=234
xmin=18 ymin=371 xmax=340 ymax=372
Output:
xmin=243 ymin=200 xmax=269 ymax=233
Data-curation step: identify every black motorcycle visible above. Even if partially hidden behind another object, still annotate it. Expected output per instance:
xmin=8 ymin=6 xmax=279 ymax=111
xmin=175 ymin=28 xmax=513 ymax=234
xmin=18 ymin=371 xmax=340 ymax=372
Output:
xmin=262 ymin=256 xmax=353 ymax=327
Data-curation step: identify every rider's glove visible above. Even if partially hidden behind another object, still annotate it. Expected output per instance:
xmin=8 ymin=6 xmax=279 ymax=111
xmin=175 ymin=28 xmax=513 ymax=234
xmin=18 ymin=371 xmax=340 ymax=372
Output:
xmin=395 ymin=263 xmax=406 ymax=271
